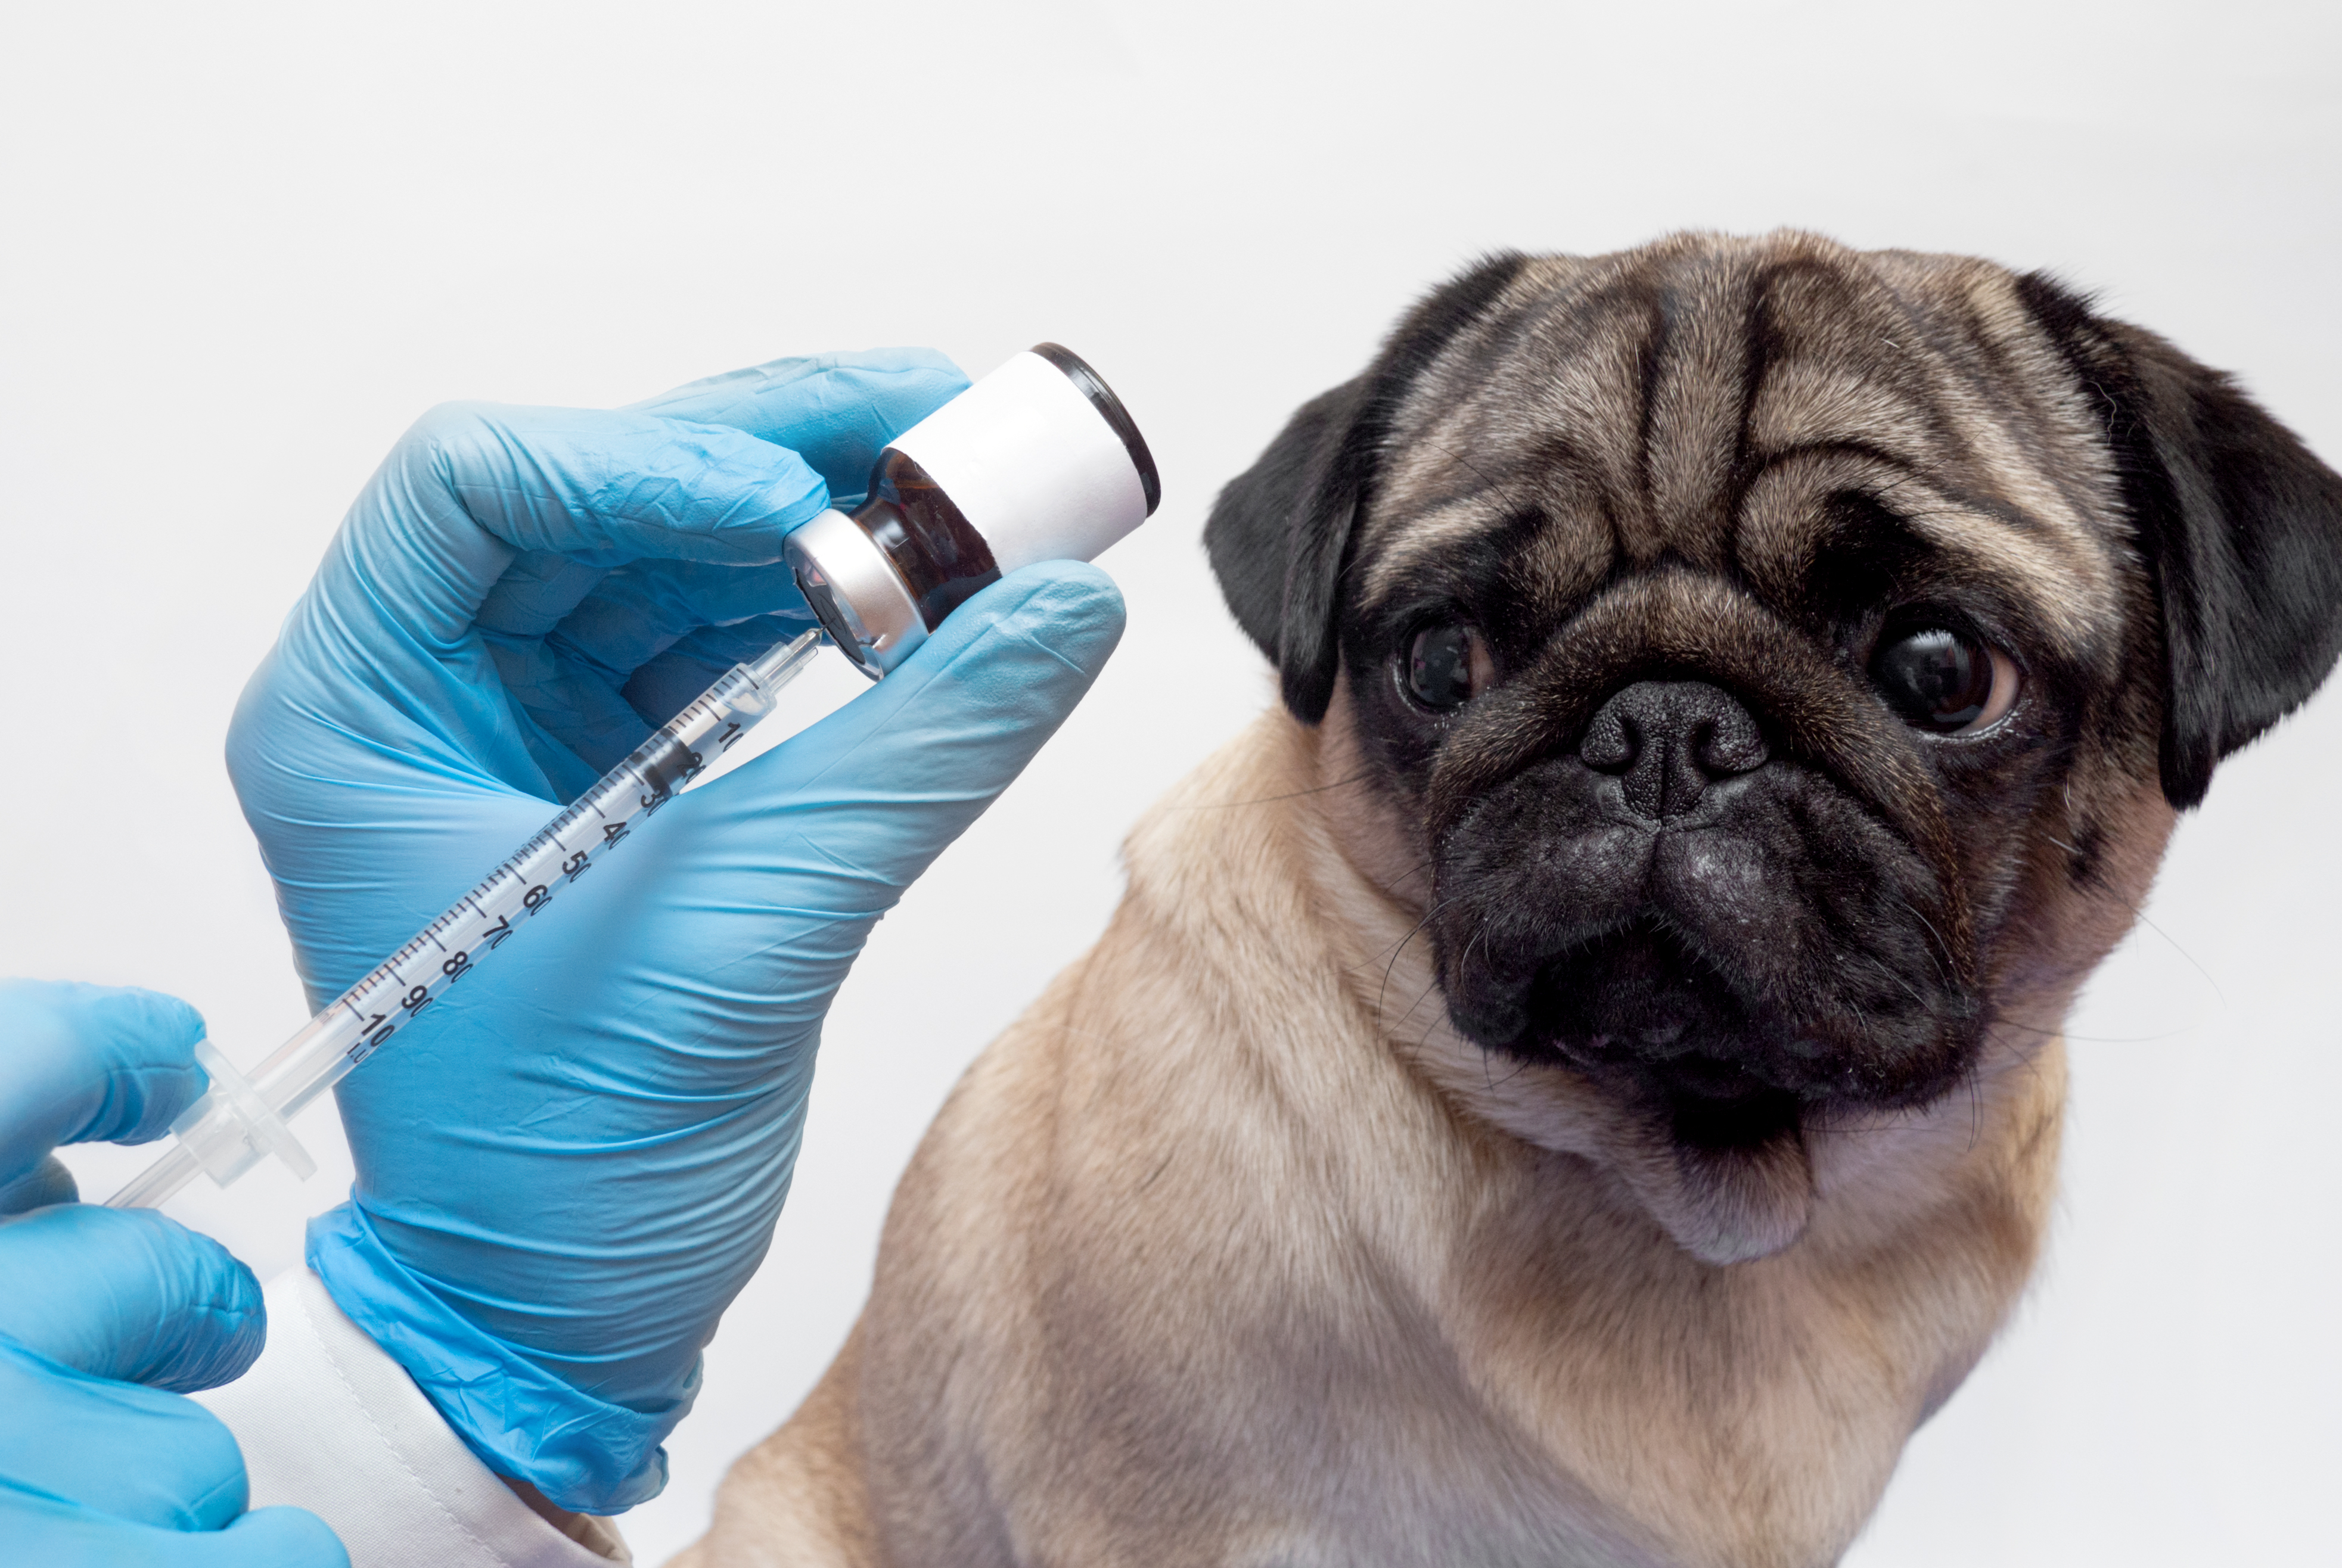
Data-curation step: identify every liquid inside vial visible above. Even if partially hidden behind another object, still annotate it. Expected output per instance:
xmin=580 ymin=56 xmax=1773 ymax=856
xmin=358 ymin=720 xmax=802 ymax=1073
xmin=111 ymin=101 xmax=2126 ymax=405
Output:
xmin=856 ymin=448 xmax=1001 ymax=627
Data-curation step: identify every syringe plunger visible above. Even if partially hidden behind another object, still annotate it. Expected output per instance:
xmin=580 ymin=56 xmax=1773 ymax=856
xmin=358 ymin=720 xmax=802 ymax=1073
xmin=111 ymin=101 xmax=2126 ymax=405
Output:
xmin=106 ymin=1040 xmax=316 ymax=1211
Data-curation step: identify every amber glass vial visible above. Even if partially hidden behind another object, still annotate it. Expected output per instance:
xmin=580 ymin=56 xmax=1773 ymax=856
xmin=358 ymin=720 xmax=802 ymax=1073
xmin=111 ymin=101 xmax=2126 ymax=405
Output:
xmin=785 ymin=343 xmax=1160 ymax=679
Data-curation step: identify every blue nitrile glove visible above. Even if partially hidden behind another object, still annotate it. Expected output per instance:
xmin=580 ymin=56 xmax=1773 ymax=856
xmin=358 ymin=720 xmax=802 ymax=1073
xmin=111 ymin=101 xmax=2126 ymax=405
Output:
xmin=224 ymin=349 xmax=1126 ymax=1513
xmin=0 ymin=979 xmax=348 ymax=1565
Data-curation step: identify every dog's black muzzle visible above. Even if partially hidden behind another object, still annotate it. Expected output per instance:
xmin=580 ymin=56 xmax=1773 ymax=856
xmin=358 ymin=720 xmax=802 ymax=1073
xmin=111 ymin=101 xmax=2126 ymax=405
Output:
xmin=1429 ymin=678 xmax=1976 ymax=1135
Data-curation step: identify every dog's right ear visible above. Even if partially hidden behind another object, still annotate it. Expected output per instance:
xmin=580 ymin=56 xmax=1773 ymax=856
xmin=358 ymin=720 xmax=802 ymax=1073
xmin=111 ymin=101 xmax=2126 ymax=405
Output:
xmin=1206 ymin=254 xmax=1527 ymax=724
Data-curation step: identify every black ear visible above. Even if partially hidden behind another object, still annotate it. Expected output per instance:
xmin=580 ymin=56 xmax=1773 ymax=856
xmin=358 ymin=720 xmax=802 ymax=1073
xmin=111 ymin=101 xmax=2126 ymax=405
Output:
xmin=2018 ymin=274 xmax=2342 ymax=809
xmin=1205 ymin=253 xmax=1527 ymax=723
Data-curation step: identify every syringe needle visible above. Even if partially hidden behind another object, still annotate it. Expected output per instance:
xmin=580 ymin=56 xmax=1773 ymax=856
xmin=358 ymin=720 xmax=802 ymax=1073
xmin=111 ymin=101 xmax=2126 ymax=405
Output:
xmin=106 ymin=630 xmax=823 ymax=1209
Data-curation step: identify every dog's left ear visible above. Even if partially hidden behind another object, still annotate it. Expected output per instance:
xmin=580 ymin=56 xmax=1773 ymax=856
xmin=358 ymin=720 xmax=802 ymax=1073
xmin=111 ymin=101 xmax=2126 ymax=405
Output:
xmin=1206 ymin=253 xmax=1527 ymax=723
xmin=2019 ymin=273 xmax=2342 ymax=809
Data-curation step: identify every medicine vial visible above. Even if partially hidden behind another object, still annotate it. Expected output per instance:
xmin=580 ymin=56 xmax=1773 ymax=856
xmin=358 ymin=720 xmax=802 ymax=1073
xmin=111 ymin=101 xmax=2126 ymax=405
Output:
xmin=786 ymin=343 xmax=1161 ymax=679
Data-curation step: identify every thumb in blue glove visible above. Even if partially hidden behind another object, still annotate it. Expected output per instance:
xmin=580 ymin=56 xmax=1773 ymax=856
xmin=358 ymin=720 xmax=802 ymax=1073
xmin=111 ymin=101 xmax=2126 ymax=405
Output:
xmin=0 ymin=979 xmax=347 ymax=1566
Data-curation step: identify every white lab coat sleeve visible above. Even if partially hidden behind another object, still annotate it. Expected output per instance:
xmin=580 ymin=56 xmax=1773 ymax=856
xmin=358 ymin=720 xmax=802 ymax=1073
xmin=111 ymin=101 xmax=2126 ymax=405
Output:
xmin=193 ymin=1269 xmax=632 ymax=1567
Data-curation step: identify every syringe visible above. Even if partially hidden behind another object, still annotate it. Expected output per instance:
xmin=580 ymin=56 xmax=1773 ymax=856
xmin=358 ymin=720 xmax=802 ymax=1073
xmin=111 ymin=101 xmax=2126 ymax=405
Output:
xmin=105 ymin=630 xmax=821 ymax=1211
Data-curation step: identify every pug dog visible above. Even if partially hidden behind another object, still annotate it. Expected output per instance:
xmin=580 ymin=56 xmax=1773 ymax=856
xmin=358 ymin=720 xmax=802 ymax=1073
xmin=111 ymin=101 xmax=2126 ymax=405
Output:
xmin=677 ymin=231 xmax=2342 ymax=1568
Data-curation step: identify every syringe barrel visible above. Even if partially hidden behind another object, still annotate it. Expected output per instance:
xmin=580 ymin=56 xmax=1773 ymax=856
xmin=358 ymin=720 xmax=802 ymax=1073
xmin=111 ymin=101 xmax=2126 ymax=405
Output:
xmin=105 ymin=630 xmax=821 ymax=1209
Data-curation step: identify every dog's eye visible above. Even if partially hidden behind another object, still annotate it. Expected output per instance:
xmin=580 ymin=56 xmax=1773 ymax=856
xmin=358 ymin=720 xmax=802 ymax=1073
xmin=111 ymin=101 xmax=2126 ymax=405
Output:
xmin=1870 ymin=627 xmax=2020 ymax=733
xmin=1405 ymin=624 xmax=1492 ymax=711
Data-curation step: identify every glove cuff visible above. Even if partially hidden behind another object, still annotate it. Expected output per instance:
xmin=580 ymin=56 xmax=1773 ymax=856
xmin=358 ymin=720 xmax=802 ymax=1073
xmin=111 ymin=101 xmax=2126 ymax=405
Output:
xmin=305 ymin=1202 xmax=695 ymax=1513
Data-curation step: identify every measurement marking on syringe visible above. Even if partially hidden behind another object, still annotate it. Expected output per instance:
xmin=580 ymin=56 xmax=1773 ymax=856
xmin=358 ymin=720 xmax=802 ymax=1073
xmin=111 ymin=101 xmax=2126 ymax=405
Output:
xmin=102 ymin=631 xmax=821 ymax=1214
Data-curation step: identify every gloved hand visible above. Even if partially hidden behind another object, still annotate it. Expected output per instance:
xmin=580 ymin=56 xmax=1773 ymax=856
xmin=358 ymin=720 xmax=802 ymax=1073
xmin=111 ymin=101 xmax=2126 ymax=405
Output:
xmin=0 ymin=979 xmax=347 ymax=1565
xmin=225 ymin=349 xmax=1126 ymax=1512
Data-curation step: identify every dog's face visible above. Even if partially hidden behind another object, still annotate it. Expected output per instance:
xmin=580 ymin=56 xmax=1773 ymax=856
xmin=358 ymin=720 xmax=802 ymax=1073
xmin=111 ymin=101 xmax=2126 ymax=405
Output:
xmin=1209 ymin=232 xmax=2342 ymax=1260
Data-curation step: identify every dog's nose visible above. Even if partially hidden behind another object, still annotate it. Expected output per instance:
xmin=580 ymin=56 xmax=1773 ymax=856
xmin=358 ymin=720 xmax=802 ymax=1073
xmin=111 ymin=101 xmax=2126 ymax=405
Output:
xmin=1578 ymin=680 xmax=1768 ymax=820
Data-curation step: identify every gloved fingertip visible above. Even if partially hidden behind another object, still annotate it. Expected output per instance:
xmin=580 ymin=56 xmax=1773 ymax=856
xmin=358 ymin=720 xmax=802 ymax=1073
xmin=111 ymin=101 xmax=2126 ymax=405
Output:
xmin=826 ymin=344 xmax=972 ymax=400
xmin=924 ymin=559 xmax=1129 ymax=680
xmin=0 ymin=1153 xmax=77 ymax=1215
xmin=217 ymin=1504 xmax=353 ymax=1567
xmin=0 ymin=1205 xmax=265 ymax=1390
xmin=0 ymin=979 xmax=211 ymax=1155
xmin=1000 ymin=557 xmax=1129 ymax=634
xmin=857 ymin=344 xmax=969 ymax=376
xmin=624 ymin=348 xmax=973 ymax=496
xmin=138 ymin=1213 xmax=269 ymax=1393
xmin=107 ymin=986 xmax=207 ymax=1051
xmin=79 ymin=985 xmax=211 ymax=1145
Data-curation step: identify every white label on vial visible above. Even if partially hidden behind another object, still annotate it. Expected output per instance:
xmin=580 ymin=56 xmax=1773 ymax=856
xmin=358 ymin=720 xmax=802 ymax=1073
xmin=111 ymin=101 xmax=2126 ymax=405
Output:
xmin=889 ymin=351 xmax=1150 ymax=574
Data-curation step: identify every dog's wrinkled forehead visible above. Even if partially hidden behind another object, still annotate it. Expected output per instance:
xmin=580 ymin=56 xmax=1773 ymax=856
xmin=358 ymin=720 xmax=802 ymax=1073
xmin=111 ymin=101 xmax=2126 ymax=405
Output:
xmin=1209 ymin=228 xmax=2342 ymax=814
xmin=1355 ymin=237 xmax=2128 ymax=662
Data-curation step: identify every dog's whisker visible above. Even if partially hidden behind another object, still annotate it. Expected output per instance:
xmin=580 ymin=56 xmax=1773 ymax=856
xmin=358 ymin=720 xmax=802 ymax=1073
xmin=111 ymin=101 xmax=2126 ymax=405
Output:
xmin=1386 ymin=857 xmax=1436 ymax=894
xmin=1987 ymin=1013 xmax=2194 ymax=1045
xmin=1893 ymin=898 xmax=1957 ymax=991
xmin=1374 ymin=898 xmax=1461 ymax=1031
xmin=1167 ymin=769 xmax=1378 ymax=811
xmin=2043 ymin=833 xmax=2228 ymax=1007
xmin=1963 ymin=1053 xmax=1984 ymax=1153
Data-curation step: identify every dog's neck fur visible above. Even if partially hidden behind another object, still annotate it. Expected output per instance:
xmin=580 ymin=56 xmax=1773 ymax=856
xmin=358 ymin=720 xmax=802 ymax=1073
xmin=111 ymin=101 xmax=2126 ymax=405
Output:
xmin=1127 ymin=695 xmax=2082 ymax=1564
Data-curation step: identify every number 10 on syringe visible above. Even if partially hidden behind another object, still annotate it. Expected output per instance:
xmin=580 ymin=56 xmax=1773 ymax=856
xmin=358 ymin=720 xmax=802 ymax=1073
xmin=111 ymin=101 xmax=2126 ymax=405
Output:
xmin=105 ymin=631 xmax=821 ymax=1211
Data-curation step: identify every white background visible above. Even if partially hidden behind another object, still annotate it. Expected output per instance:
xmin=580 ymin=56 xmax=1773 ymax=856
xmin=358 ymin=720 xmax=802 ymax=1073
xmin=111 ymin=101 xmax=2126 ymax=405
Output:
xmin=5 ymin=2 xmax=2337 ymax=1563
